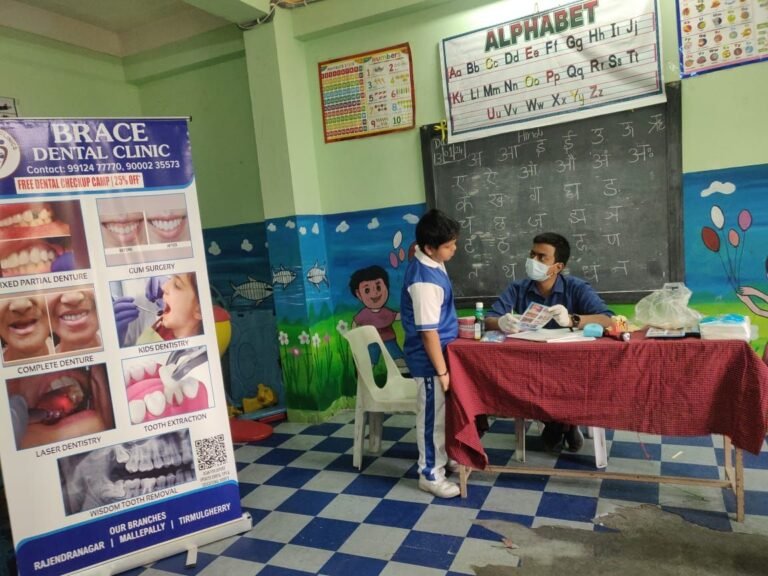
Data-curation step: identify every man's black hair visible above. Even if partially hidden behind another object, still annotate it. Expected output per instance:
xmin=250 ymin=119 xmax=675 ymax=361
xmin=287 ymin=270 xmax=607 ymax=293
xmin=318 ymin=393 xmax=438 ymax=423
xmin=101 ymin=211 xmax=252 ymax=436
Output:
xmin=349 ymin=265 xmax=389 ymax=297
xmin=533 ymin=232 xmax=571 ymax=265
xmin=415 ymin=209 xmax=460 ymax=251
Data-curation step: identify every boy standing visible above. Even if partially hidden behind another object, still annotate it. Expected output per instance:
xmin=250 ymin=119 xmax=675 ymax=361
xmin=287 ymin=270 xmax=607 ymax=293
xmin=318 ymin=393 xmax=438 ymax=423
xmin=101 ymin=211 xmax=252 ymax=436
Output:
xmin=400 ymin=209 xmax=460 ymax=498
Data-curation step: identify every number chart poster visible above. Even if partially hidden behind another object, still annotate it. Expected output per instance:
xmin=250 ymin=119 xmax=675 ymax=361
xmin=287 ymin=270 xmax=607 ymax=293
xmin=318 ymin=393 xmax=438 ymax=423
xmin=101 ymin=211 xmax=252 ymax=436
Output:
xmin=440 ymin=0 xmax=666 ymax=142
xmin=677 ymin=0 xmax=768 ymax=77
xmin=0 ymin=119 xmax=247 ymax=575
xmin=318 ymin=43 xmax=415 ymax=143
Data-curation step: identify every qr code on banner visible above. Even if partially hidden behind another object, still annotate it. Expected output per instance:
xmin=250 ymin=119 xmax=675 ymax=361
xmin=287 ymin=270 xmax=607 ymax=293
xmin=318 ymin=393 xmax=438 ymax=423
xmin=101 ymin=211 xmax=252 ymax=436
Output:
xmin=194 ymin=434 xmax=227 ymax=471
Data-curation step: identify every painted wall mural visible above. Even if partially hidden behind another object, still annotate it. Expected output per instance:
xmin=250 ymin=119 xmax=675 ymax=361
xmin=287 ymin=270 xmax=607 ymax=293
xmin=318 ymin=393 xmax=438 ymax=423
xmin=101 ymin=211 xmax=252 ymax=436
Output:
xmin=684 ymin=162 xmax=768 ymax=352
xmin=265 ymin=204 xmax=424 ymax=417
xmin=202 ymin=223 xmax=284 ymax=417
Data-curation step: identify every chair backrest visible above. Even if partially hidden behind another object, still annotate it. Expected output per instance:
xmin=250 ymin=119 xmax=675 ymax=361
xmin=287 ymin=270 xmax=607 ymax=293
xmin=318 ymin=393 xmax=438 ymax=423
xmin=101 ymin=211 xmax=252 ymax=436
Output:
xmin=343 ymin=325 xmax=416 ymax=408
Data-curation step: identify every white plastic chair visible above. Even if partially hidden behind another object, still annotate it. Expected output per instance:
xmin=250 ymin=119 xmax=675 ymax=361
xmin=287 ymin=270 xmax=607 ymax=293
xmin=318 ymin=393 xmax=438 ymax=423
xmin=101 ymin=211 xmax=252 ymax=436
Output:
xmin=343 ymin=325 xmax=418 ymax=470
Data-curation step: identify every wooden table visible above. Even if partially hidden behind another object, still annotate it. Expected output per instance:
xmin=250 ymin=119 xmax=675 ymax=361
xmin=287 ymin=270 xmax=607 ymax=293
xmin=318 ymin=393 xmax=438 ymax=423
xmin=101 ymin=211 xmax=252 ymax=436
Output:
xmin=445 ymin=332 xmax=768 ymax=521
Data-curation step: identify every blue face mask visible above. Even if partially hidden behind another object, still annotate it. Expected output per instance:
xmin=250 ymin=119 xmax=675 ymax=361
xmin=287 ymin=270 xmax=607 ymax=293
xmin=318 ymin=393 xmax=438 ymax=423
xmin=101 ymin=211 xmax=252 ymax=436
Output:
xmin=525 ymin=257 xmax=551 ymax=281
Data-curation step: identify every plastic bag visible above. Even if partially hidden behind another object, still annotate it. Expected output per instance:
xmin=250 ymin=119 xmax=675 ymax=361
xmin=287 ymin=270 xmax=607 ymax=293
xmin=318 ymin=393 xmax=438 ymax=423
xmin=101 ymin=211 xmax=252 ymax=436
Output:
xmin=634 ymin=282 xmax=702 ymax=329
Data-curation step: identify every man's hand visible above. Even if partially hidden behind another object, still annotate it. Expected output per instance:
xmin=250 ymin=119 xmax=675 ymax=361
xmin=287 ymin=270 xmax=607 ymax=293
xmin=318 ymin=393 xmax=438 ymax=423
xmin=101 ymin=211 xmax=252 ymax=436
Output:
xmin=498 ymin=313 xmax=520 ymax=334
xmin=548 ymin=304 xmax=571 ymax=327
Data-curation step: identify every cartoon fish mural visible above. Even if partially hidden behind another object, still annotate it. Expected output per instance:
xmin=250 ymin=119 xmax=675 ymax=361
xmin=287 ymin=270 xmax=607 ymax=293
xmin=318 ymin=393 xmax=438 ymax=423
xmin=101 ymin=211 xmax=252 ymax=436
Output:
xmin=306 ymin=261 xmax=329 ymax=290
xmin=272 ymin=265 xmax=297 ymax=289
xmin=230 ymin=277 xmax=274 ymax=306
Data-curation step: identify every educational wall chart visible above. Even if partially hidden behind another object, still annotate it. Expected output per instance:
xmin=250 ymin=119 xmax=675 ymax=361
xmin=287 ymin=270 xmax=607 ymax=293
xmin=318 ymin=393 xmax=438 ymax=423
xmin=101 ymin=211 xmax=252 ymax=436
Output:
xmin=318 ymin=43 xmax=415 ymax=143
xmin=0 ymin=119 xmax=249 ymax=575
xmin=677 ymin=0 xmax=768 ymax=77
xmin=440 ymin=0 xmax=665 ymax=142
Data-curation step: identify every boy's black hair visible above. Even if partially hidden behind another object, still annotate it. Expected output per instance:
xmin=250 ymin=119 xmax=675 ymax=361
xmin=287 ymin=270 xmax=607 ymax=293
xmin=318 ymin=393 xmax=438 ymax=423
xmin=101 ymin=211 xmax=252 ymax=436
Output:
xmin=415 ymin=209 xmax=460 ymax=251
xmin=349 ymin=265 xmax=389 ymax=297
xmin=533 ymin=232 xmax=570 ymax=265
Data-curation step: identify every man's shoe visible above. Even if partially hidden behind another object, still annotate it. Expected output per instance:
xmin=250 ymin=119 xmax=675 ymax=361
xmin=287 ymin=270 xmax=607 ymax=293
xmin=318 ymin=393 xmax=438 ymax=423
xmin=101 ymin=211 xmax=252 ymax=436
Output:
xmin=565 ymin=426 xmax=584 ymax=453
xmin=541 ymin=422 xmax=564 ymax=452
xmin=418 ymin=476 xmax=460 ymax=498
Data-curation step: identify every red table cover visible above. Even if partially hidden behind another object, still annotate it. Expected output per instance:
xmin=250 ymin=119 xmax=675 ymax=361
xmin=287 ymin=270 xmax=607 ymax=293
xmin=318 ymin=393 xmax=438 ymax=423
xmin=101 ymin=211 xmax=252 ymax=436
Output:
xmin=446 ymin=332 xmax=768 ymax=470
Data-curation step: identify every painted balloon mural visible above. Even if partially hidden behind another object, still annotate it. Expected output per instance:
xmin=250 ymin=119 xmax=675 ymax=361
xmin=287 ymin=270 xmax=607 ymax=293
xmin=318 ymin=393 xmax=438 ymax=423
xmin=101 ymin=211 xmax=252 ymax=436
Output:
xmin=701 ymin=205 xmax=752 ymax=291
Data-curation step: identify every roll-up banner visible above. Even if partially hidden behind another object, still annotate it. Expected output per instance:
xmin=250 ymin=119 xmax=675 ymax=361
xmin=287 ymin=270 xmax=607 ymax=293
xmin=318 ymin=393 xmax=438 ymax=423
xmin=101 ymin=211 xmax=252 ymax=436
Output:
xmin=0 ymin=118 xmax=250 ymax=575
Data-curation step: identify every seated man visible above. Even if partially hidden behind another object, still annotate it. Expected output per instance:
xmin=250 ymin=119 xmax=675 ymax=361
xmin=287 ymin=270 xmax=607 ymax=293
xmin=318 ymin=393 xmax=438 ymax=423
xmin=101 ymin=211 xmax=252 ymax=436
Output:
xmin=484 ymin=232 xmax=614 ymax=452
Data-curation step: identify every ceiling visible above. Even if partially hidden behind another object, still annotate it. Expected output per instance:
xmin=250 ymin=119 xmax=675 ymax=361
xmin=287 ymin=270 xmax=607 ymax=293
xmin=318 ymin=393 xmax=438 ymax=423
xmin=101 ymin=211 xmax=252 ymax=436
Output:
xmin=16 ymin=0 xmax=213 ymax=33
xmin=2 ymin=0 xmax=244 ymax=56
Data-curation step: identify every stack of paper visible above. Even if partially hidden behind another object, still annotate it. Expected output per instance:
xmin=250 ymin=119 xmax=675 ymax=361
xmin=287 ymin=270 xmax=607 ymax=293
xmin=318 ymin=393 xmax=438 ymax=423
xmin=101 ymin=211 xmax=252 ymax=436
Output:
xmin=507 ymin=328 xmax=596 ymax=343
xmin=699 ymin=314 xmax=751 ymax=341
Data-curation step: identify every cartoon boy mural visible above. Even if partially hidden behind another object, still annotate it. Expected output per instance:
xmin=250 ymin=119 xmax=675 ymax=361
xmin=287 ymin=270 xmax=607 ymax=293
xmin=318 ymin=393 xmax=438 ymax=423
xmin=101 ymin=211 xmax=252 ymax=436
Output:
xmin=349 ymin=265 xmax=406 ymax=370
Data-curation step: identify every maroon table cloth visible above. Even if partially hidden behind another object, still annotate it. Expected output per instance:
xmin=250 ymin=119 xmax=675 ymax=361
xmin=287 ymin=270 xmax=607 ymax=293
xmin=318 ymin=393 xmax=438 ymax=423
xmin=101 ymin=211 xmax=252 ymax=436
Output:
xmin=446 ymin=332 xmax=768 ymax=470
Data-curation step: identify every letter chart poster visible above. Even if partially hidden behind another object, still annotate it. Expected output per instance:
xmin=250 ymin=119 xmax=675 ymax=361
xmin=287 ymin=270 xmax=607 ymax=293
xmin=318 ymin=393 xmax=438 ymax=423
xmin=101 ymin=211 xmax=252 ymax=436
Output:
xmin=0 ymin=119 xmax=247 ymax=575
xmin=440 ymin=0 xmax=666 ymax=142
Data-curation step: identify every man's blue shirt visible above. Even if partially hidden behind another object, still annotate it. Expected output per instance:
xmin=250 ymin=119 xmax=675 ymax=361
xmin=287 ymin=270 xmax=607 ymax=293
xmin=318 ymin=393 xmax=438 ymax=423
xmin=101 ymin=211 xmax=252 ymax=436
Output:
xmin=487 ymin=275 xmax=613 ymax=329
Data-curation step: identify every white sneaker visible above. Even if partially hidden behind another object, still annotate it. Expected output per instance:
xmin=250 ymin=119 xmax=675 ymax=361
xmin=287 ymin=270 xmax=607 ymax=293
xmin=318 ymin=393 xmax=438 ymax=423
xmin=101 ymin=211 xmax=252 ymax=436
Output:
xmin=418 ymin=476 xmax=460 ymax=498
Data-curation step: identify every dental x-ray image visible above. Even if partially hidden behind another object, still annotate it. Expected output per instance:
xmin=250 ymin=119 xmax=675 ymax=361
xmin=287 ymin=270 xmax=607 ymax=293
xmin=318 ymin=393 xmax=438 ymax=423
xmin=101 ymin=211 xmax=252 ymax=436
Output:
xmin=57 ymin=429 xmax=196 ymax=515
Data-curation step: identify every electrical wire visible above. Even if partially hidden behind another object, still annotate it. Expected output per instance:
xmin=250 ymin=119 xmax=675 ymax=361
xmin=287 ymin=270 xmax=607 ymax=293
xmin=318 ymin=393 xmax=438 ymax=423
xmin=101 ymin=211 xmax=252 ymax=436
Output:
xmin=238 ymin=0 xmax=322 ymax=31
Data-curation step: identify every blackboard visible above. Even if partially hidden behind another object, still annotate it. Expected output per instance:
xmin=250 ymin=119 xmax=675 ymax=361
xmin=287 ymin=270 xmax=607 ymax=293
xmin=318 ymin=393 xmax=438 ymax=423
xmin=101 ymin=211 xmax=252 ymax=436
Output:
xmin=421 ymin=82 xmax=682 ymax=307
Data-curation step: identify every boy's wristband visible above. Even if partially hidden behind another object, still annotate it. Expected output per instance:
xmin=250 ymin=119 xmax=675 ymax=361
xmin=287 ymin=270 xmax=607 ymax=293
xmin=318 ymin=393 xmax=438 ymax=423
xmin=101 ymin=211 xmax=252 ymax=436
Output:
xmin=436 ymin=370 xmax=448 ymax=377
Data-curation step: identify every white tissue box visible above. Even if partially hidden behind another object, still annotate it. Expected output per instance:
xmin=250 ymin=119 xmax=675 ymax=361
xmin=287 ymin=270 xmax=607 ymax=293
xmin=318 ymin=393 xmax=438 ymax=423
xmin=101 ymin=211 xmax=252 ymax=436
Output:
xmin=698 ymin=314 xmax=752 ymax=341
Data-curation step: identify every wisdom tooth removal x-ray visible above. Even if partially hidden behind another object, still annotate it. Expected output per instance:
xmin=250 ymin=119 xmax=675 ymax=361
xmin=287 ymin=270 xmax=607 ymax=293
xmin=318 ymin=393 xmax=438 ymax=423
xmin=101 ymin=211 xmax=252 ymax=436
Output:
xmin=57 ymin=429 xmax=196 ymax=515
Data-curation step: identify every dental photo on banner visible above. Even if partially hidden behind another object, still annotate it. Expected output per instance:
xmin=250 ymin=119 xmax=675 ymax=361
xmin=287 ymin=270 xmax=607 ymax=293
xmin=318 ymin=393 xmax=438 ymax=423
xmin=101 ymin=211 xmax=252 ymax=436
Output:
xmin=7 ymin=363 xmax=114 ymax=450
xmin=122 ymin=346 xmax=212 ymax=426
xmin=110 ymin=273 xmax=203 ymax=348
xmin=0 ymin=285 xmax=103 ymax=365
xmin=0 ymin=200 xmax=90 ymax=277
xmin=97 ymin=193 xmax=192 ymax=266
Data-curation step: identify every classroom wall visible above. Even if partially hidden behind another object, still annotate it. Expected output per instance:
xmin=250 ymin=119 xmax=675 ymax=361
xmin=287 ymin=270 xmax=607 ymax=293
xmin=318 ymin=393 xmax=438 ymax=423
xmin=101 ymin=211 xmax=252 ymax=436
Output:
xmin=295 ymin=0 xmax=766 ymax=215
xmin=0 ymin=27 xmax=140 ymax=117
xmin=126 ymin=27 xmax=264 ymax=229
xmin=258 ymin=0 xmax=768 ymax=417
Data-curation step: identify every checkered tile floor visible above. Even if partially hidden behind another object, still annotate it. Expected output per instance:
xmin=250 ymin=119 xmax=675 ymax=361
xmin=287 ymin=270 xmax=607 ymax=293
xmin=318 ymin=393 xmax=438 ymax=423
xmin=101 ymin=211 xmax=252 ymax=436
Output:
xmin=125 ymin=413 xmax=768 ymax=576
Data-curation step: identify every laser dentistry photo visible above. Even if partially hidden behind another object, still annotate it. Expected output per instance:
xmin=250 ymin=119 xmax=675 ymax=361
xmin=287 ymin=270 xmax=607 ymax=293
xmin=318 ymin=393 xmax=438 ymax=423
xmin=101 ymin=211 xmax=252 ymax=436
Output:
xmin=7 ymin=363 xmax=115 ymax=450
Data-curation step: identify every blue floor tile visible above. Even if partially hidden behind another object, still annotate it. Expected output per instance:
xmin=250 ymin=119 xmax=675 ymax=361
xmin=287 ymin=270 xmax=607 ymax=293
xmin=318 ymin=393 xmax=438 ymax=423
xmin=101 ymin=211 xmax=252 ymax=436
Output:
xmin=610 ymin=440 xmax=662 ymax=460
xmin=312 ymin=437 xmax=354 ymax=453
xmin=301 ymin=423 xmax=344 ymax=436
xmin=537 ymin=492 xmax=598 ymax=523
xmin=290 ymin=517 xmax=358 ymax=551
xmin=343 ymin=474 xmax=399 ymax=498
xmin=223 ymin=537 xmax=283 ymax=563
xmin=391 ymin=531 xmax=463 ymax=570
xmin=660 ymin=462 xmax=721 ymax=480
xmin=599 ymin=479 xmax=660 ymax=505
xmin=256 ymin=448 xmax=305 ymax=466
xmin=320 ymin=552 xmax=387 ymax=576
xmin=265 ymin=467 xmax=319 ymax=488
xmin=276 ymin=489 xmax=336 ymax=516
xmin=364 ymin=499 xmax=427 ymax=529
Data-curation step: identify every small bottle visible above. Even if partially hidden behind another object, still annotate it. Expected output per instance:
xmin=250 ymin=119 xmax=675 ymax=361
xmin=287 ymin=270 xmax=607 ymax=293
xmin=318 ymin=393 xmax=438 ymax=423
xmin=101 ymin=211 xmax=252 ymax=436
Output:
xmin=474 ymin=301 xmax=485 ymax=340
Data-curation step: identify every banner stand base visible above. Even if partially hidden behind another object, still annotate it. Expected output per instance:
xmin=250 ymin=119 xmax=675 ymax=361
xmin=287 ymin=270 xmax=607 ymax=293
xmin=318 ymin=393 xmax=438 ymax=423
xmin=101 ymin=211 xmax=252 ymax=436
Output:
xmin=73 ymin=513 xmax=252 ymax=576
